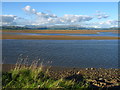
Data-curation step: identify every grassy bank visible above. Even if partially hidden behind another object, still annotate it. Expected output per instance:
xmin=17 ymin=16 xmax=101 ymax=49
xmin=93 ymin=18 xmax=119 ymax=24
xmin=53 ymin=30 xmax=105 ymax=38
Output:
xmin=2 ymin=63 xmax=90 ymax=89
xmin=2 ymin=63 xmax=120 ymax=89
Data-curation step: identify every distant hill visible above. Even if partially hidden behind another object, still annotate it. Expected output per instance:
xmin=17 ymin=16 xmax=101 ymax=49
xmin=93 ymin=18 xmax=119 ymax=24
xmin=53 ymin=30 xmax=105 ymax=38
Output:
xmin=0 ymin=25 xmax=119 ymax=30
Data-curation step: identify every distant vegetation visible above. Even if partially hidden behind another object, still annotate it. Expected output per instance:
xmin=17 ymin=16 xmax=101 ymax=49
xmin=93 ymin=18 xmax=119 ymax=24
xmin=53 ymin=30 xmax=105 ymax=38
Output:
xmin=1 ymin=25 xmax=119 ymax=30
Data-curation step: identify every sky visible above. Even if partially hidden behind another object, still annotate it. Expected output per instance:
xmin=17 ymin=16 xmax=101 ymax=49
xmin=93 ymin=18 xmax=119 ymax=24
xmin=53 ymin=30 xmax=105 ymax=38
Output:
xmin=2 ymin=0 xmax=119 ymax=2
xmin=1 ymin=2 xmax=118 ymax=28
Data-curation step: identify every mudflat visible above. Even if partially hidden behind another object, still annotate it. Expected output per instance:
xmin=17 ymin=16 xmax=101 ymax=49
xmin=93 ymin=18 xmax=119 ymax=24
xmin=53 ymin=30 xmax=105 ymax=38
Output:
xmin=2 ymin=34 xmax=119 ymax=40
xmin=2 ymin=30 xmax=119 ymax=40
xmin=2 ymin=30 xmax=118 ymax=34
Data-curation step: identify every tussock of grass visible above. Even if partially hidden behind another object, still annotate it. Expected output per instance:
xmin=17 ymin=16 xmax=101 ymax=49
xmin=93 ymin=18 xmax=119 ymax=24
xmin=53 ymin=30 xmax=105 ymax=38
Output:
xmin=2 ymin=59 xmax=90 ymax=89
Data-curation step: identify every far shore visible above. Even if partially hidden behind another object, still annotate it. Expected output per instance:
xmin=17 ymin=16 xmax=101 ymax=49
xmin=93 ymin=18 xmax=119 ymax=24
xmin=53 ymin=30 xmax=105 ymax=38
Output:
xmin=2 ymin=34 xmax=120 ymax=40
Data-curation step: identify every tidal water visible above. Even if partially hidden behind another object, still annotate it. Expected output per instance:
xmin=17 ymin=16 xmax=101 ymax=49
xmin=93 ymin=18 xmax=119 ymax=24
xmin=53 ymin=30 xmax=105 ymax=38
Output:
xmin=3 ymin=32 xmax=119 ymax=37
xmin=2 ymin=39 xmax=119 ymax=68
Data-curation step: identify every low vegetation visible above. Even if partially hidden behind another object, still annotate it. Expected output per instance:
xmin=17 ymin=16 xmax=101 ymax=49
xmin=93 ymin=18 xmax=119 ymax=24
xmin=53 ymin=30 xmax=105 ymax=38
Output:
xmin=2 ymin=59 xmax=120 ymax=89
xmin=2 ymin=61 xmax=90 ymax=89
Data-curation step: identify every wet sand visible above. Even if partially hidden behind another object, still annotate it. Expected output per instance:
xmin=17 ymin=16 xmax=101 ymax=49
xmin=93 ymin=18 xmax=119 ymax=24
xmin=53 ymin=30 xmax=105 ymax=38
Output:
xmin=2 ymin=34 xmax=120 ymax=40
xmin=2 ymin=30 xmax=119 ymax=40
xmin=2 ymin=30 xmax=118 ymax=34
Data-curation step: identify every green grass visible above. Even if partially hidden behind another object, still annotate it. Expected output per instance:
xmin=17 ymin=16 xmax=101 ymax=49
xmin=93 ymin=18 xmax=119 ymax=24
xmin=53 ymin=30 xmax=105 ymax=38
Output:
xmin=2 ymin=61 xmax=90 ymax=89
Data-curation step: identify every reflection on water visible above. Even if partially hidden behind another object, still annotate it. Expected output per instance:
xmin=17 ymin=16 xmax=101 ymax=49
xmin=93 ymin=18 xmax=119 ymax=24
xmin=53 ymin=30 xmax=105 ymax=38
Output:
xmin=2 ymin=39 xmax=118 ymax=68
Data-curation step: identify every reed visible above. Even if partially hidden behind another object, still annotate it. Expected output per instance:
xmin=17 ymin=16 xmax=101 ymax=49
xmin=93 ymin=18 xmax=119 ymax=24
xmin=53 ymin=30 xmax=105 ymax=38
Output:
xmin=2 ymin=57 xmax=89 ymax=88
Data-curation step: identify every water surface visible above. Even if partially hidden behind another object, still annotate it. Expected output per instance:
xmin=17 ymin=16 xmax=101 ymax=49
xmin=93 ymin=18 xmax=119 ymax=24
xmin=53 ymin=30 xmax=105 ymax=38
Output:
xmin=3 ymin=32 xmax=119 ymax=37
xmin=2 ymin=39 xmax=119 ymax=68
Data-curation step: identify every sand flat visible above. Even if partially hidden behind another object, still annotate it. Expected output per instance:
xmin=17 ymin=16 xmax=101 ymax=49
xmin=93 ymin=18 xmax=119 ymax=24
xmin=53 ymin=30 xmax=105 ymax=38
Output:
xmin=2 ymin=30 xmax=118 ymax=34
xmin=2 ymin=30 xmax=119 ymax=40
xmin=2 ymin=34 xmax=119 ymax=40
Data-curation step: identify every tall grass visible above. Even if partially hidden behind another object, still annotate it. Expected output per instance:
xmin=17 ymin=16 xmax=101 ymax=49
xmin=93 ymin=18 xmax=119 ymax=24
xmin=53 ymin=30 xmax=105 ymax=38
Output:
xmin=2 ymin=58 xmax=90 ymax=88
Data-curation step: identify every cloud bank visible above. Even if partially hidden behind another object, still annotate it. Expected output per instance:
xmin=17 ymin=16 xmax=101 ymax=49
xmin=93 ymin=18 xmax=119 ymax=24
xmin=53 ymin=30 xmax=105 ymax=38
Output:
xmin=85 ymin=20 xmax=118 ymax=28
xmin=1 ymin=5 xmax=118 ymax=28
xmin=22 ymin=5 xmax=93 ymax=25
xmin=0 ymin=15 xmax=17 ymax=25
xmin=0 ymin=15 xmax=32 ymax=26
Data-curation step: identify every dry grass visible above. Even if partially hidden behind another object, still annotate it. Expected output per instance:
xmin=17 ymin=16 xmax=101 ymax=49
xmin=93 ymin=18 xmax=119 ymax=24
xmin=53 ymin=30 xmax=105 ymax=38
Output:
xmin=2 ymin=59 xmax=89 ymax=88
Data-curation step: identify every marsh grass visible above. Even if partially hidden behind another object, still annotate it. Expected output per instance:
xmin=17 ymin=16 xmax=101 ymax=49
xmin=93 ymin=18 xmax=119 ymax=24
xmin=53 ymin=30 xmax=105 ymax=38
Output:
xmin=2 ymin=57 xmax=90 ymax=88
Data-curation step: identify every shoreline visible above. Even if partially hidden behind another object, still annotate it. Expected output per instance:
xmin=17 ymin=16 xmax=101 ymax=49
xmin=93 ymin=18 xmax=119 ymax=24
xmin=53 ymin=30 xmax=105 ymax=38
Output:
xmin=2 ymin=64 xmax=120 ymax=88
xmin=2 ymin=64 xmax=119 ymax=72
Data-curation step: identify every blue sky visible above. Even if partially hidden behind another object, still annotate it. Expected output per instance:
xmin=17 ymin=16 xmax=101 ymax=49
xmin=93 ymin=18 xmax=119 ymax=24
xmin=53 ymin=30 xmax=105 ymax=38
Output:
xmin=1 ymin=2 xmax=118 ymax=28
xmin=2 ymin=0 xmax=119 ymax=2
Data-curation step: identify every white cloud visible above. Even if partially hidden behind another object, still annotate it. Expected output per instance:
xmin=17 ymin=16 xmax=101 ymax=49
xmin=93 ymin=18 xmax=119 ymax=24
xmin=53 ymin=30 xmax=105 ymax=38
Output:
xmin=1 ymin=14 xmax=117 ymax=28
xmin=23 ymin=5 xmax=57 ymax=18
xmin=0 ymin=15 xmax=17 ymax=25
xmin=0 ymin=15 xmax=31 ymax=26
xmin=22 ymin=5 xmax=93 ymax=26
xmin=23 ymin=5 xmax=37 ymax=14
xmin=95 ymin=11 xmax=109 ymax=19
xmin=98 ymin=20 xmax=118 ymax=27
xmin=61 ymin=14 xmax=93 ymax=22
xmin=85 ymin=20 xmax=118 ymax=28
xmin=1 ymin=5 xmax=116 ymax=28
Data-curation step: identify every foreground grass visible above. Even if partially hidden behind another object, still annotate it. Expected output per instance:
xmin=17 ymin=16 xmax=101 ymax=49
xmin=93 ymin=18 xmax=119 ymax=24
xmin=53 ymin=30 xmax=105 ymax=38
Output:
xmin=2 ymin=63 xmax=90 ymax=89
